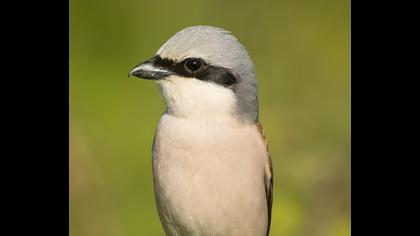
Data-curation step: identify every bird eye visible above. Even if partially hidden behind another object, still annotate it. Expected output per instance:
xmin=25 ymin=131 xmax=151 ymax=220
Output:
xmin=184 ymin=59 xmax=202 ymax=72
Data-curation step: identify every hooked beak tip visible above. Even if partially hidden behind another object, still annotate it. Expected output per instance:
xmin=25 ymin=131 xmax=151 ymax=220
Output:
xmin=129 ymin=57 xmax=172 ymax=80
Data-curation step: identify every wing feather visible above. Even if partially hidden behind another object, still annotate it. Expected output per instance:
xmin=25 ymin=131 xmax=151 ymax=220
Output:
xmin=256 ymin=122 xmax=273 ymax=236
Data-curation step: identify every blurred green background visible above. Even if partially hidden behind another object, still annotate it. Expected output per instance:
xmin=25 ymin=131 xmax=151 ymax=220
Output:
xmin=70 ymin=0 xmax=350 ymax=235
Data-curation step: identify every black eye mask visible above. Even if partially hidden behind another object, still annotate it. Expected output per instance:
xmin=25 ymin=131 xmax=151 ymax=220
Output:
xmin=151 ymin=55 xmax=238 ymax=88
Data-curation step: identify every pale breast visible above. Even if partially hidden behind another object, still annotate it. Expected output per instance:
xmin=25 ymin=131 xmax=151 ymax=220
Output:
xmin=152 ymin=114 xmax=269 ymax=236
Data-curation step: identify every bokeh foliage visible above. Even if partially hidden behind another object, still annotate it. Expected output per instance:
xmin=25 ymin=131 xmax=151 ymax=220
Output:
xmin=70 ymin=0 xmax=350 ymax=235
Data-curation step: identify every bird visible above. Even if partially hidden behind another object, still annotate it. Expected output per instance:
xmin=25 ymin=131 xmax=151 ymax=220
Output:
xmin=129 ymin=25 xmax=273 ymax=236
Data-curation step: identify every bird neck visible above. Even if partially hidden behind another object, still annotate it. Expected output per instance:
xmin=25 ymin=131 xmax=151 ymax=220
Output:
xmin=156 ymin=75 xmax=239 ymax=121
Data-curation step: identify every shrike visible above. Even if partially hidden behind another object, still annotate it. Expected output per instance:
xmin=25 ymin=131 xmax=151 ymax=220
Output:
xmin=129 ymin=26 xmax=273 ymax=236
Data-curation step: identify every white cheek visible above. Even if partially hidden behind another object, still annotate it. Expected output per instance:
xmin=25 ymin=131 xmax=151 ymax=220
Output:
xmin=155 ymin=76 xmax=236 ymax=118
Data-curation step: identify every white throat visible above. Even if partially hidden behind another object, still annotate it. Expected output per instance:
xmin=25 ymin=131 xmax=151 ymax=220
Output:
xmin=156 ymin=75 xmax=237 ymax=120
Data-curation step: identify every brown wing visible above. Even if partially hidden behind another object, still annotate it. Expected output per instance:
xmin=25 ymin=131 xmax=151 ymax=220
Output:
xmin=256 ymin=122 xmax=273 ymax=236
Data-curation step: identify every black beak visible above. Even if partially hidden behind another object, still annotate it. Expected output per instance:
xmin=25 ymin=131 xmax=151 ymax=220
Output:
xmin=129 ymin=56 xmax=172 ymax=80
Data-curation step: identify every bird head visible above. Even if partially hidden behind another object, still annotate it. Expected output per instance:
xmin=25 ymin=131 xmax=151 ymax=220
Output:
xmin=130 ymin=26 xmax=258 ymax=123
